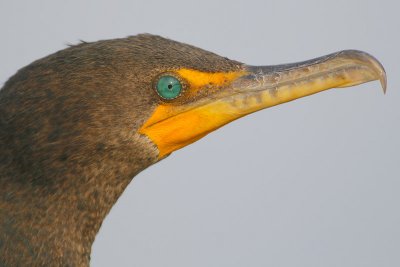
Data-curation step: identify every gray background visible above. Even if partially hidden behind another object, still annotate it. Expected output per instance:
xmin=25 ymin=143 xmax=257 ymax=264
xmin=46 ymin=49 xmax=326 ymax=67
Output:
xmin=0 ymin=0 xmax=399 ymax=266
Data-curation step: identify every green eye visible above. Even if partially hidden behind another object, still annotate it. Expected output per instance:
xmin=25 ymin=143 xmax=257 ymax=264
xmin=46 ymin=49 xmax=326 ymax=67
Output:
xmin=156 ymin=75 xmax=183 ymax=100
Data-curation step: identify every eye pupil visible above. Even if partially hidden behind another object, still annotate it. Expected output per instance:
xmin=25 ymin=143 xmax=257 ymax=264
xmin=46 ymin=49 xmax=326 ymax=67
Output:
xmin=156 ymin=75 xmax=182 ymax=100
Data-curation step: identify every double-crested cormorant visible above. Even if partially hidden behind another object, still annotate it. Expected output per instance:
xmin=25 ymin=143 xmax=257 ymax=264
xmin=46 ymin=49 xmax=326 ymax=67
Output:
xmin=0 ymin=34 xmax=386 ymax=266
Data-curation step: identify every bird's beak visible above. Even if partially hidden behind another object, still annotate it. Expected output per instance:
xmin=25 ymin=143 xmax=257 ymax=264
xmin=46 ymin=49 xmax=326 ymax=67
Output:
xmin=140 ymin=50 xmax=386 ymax=159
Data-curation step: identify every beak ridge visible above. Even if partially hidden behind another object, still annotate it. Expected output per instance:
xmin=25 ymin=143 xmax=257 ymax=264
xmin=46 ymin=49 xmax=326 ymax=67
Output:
xmin=236 ymin=50 xmax=386 ymax=95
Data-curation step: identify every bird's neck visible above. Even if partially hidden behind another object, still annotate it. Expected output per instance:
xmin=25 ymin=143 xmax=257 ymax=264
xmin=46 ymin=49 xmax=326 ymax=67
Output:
xmin=0 ymin=140 xmax=158 ymax=266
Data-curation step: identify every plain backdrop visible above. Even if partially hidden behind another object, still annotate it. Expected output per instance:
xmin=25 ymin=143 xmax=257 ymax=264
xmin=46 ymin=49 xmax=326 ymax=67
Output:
xmin=0 ymin=1 xmax=399 ymax=266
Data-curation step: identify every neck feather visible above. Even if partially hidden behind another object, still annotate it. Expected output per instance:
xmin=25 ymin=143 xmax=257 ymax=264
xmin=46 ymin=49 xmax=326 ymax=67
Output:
xmin=0 ymin=135 xmax=158 ymax=266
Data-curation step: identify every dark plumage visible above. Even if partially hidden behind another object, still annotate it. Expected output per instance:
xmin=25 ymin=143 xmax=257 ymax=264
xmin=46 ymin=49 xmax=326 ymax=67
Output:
xmin=0 ymin=34 xmax=385 ymax=266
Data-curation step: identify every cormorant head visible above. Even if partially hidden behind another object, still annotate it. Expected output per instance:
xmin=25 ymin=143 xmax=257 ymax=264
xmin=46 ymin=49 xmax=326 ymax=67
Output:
xmin=0 ymin=34 xmax=386 ymax=185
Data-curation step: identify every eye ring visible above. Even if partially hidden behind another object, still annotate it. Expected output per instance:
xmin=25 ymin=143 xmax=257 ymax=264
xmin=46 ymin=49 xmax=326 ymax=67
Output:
xmin=154 ymin=73 xmax=186 ymax=100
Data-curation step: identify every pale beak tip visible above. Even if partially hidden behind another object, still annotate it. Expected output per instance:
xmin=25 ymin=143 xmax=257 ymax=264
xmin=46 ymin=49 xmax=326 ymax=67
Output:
xmin=362 ymin=50 xmax=387 ymax=94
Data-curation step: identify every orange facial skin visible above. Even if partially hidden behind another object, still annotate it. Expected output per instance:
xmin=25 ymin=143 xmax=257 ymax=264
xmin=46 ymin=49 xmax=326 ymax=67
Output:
xmin=139 ymin=69 xmax=245 ymax=158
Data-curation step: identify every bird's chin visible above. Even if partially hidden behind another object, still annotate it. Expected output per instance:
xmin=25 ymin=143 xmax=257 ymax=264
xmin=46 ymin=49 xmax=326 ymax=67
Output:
xmin=139 ymin=50 xmax=386 ymax=159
